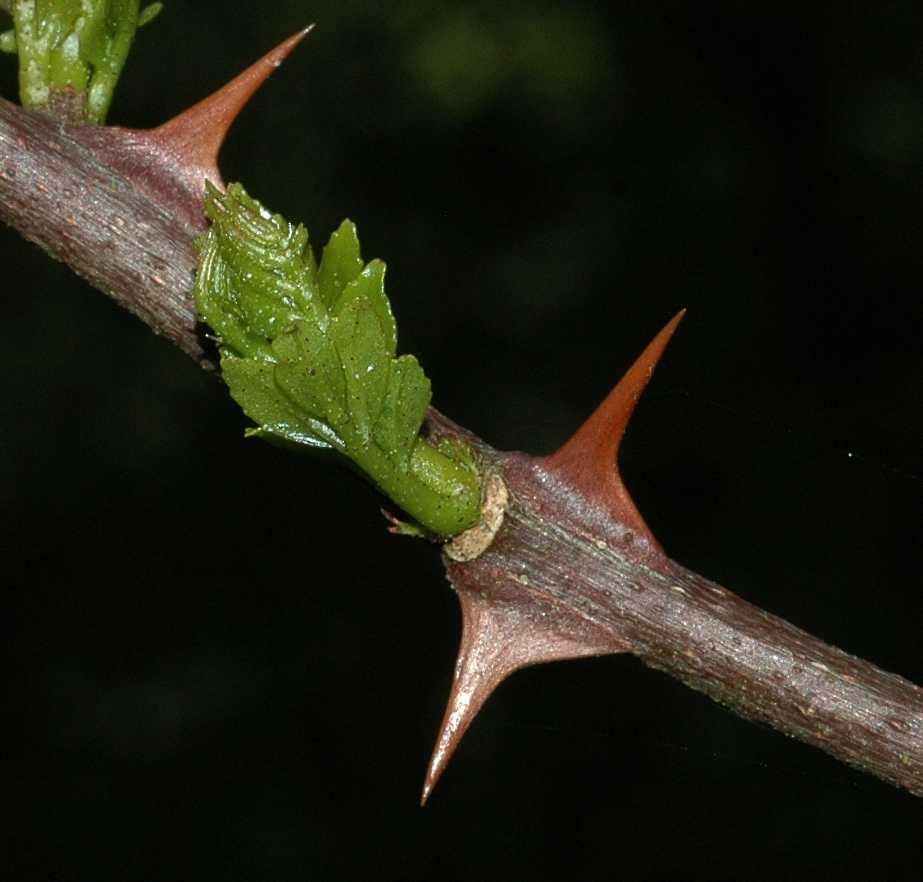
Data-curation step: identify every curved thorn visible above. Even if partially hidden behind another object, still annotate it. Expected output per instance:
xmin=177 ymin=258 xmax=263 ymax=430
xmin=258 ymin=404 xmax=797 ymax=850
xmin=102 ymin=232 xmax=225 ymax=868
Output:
xmin=422 ymin=590 xmax=619 ymax=804
xmin=422 ymin=594 xmax=516 ymax=804
xmin=543 ymin=309 xmax=685 ymax=555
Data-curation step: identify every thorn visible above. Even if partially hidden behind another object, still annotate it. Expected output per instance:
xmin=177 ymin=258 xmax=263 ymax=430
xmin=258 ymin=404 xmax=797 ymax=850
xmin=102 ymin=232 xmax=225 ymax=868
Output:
xmin=145 ymin=26 xmax=313 ymax=196
xmin=421 ymin=590 xmax=617 ymax=804
xmin=544 ymin=310 xmax=686 ymax=555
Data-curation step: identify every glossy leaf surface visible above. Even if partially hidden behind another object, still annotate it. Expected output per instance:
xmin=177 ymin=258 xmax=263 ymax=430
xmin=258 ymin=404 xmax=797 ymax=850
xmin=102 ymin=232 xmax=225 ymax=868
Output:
xmin=195 ymin=183 xmax=481 ymax=537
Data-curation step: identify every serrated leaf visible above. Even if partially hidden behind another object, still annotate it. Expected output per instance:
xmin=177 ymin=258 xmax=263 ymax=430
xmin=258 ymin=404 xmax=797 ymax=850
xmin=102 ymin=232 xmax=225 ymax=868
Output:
xmin=331 ymin=296 xmax=391 ymax=442
xmin=196 ymin=183 xmax=320 ymax=359
xmin=317 ymin=219 xmax=364 ymax=309
xmin=222 ymin=357 xmax=342 ymax=451
xmin=374 ymin=355 xmax=431 ymax=465
xmin=333 ymin=260 xmax=397 ymax=357
xmin=205 ymin=184 xmax=317 ymax=309
xmin=196 ymin=244 xmax=275 ymax=361
xmin=272 ymin=318 xmax=348 ymax=430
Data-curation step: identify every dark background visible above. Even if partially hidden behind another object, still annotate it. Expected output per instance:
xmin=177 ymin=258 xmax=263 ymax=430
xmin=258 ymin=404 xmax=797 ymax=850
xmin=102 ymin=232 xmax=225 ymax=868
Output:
xmin=3 ymin=2 xmax=921 ymax=879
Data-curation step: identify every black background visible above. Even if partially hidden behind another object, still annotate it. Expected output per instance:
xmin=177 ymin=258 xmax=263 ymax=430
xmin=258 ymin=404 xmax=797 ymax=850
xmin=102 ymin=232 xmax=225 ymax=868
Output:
xmin=3 ymin=2 xmax=921 ymax=879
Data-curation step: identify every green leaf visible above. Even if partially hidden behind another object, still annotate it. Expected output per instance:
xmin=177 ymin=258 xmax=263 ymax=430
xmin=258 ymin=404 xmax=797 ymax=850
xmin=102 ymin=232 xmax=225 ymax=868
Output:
xmin=317 ymin=219 xmax=364 ymax=309
xmin=333 ymin=260 xmax=397 ymax=357
xmin=222 ymin=357 xmax=342 ymax=451
xmin=330 ymin=294 xmax=391 ymax=442
xmin=374 ymin=355 xmax=431 ymax=465
xmin=272 ymin=318 xmax=348 ymax=432
xmin=195 ymin=243 xmax=275 ymax=362
xmin=195 ymin=182 xmax=482 ymax=537
xmin=197 ymin=182 xmax=319 ymax=360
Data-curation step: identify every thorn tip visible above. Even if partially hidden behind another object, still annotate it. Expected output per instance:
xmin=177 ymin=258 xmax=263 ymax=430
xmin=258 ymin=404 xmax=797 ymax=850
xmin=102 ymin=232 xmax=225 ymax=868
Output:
xmin=147 ymin=27 xmax=313 ymax=196
xmin=422 ymin=589 xmax=623 ymax=802
xmin=544 ymin=309 xmax=686 ymax=559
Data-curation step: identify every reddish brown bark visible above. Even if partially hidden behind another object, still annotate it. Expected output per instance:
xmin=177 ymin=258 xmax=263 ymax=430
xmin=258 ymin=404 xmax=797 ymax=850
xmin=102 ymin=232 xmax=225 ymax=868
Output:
xmin=1 ymin=38 xmax=920 ymax=802
xmin=430 ymin=416 xmax=923 ymax=799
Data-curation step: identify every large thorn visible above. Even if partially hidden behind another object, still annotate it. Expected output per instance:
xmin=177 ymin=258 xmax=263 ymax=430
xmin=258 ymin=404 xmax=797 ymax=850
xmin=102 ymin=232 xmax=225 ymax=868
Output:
xmin=73 ymin=27 xmax=314 ymax=232
xmin=543 ymin=310 xmax=685 ymax=561
xmin=422 ymin=590 xmax=622 ymax=804
xmin=144 ymin=26 xmax=313 ymax=197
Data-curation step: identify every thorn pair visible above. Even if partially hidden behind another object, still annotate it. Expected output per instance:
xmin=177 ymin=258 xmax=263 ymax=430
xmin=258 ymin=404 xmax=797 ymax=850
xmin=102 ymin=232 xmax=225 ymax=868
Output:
xmin=423 ymin=310 xmax=685 ymax=803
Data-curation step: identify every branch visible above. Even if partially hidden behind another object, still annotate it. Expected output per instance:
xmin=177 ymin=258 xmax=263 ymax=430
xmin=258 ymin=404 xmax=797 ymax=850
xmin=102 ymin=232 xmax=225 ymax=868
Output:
xmin=0 ymin=94 xmax=206 ymax=363
xmin=1 ymin=49 xmax=920 ymax=801
xmin=0 ymin=27 xmax=312 ymax=367
xmin=430 ymin=435 xmax=923 ymax=799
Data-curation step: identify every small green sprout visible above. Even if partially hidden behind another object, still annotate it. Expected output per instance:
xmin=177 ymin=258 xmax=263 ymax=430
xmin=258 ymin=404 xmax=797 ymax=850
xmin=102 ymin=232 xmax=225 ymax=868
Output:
xmin=194 ymin=183 xmax=482 ymax=539
xmin=1 ymin=0 xmax=163 ymax=123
